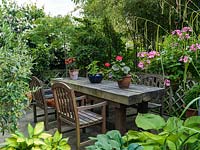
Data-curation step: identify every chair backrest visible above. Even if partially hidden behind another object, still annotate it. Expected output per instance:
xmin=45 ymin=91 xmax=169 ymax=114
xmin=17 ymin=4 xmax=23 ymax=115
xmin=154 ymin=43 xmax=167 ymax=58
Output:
xmin=137 ymin=73 xmax=165 ymax=88
xmin=30 ymin=76 xmax=46 ymax=108
xmin=51 ymin=82 xmax=79 ymax=125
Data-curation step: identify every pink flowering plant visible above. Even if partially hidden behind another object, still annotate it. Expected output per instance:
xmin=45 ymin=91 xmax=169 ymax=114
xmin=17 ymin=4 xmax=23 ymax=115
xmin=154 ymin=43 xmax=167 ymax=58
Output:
xmin=138 ymin=26 xmax=200 ymax=87
xmin=104 ymin=56 xmax=131 ymax=81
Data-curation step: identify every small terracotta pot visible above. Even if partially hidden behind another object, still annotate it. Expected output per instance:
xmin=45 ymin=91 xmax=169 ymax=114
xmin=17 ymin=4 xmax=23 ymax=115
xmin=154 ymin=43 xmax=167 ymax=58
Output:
xmin=117 ymin=75 xmax=131 ymax=89
xmin=69 ymin=69 xmax=79 ymax=80
xmin=185 ymin=108 xmax=198 ymax=117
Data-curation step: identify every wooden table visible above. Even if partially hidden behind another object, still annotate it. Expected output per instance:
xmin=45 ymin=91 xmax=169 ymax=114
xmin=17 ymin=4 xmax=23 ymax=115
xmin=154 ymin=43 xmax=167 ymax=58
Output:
xmin=52 ymin=77 xmax=165 ymax=134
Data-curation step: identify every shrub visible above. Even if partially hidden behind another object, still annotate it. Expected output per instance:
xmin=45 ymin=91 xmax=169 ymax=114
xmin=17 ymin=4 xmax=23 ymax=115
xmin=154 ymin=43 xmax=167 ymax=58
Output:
xmin=0 ymin=122 xmax=71 ymax=150
xmin=0 ymin=22 xmax=33 ymax=134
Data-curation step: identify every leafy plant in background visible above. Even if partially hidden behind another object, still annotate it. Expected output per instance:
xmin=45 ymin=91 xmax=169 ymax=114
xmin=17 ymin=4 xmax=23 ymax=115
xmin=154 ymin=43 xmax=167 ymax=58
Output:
xmin=124 ymin=113 xmax=200 ymax=150
xmin=25 ymin=15 xmax=73 ymax=78
xmin=184 ymin=84 xmax=200 ymax=109
xmin=0 ymin=22 xmax=33 ymax=134
xmin=0 ymin=122 xmax=71 ymax=150
xmin=161 ymin=27 xmax=200 ymax=87
xmin=69 ymin=17 xmax=125 ymax=72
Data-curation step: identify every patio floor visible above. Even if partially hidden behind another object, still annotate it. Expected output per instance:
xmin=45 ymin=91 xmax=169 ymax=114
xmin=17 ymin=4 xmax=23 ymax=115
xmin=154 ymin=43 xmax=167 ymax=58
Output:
xmin=0 ymin=105 xmax=137 ymax=150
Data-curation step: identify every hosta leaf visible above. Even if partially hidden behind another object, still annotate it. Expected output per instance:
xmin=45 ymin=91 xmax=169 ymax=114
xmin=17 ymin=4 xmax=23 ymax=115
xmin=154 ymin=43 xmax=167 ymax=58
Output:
xmin=33 ymin=139 xmax=46 ymax=145
xmin=184 ymin=116 xmax=200 ymax=128
xmin=28 ymin=123 xmax=34 ymax=137
xmin=38 ymin=133 xmax=52 ymax=139
xmin=26 ymin=139 xmax=34 ymax=146
xmin=33 ymin=122 xmax=44 ymax=135
xmin=53 ymin=130 xmax=62 ymax=142
xmin=136 ymin=113 xmax=166 ymax=130
xmin=17 ymin=137 xmax=25 ymax=143
xmin=164 ymin=117 xmax=183 ymax=132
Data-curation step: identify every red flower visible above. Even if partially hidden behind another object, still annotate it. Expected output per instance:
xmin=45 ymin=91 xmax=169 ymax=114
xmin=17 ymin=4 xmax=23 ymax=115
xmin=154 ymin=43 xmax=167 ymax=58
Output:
xmin=116 ymin=55 xmax=123 ymax=61
xmin=65 ymin=57 xmax=76 ymax=65
xmin=104 ymin=62 xmax=111 ymax=67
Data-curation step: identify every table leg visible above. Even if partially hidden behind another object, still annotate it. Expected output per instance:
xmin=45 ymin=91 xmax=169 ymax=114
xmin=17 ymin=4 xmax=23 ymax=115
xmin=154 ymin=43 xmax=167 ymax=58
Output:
xmin=115 ymin=104 xmax=126 ymax=134
xmin=138 ymin=102 xmax=148 ymax=113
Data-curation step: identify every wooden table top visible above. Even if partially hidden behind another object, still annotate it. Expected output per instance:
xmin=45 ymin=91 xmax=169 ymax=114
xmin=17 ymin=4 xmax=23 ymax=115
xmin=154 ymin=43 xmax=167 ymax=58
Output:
xmin=52 ymin=77 xmax=165 ymax=105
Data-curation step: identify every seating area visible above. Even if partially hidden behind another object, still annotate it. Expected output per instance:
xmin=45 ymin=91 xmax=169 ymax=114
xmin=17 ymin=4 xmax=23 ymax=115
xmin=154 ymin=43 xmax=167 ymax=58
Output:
xmin=1 ymin=1 xmax=200 ymax=149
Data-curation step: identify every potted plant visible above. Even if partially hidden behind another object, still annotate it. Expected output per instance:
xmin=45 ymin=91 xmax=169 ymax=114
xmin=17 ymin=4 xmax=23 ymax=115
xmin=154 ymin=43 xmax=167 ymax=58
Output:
xmin=184 ymin=84 xmax=200 ymax=117
xmin=104 ymin=55 xmax=134 ymax=88
xmin=87 ymin=61 xmax=103 ymax=83
xmin=65 ymin=57 xmax=79 ymax=80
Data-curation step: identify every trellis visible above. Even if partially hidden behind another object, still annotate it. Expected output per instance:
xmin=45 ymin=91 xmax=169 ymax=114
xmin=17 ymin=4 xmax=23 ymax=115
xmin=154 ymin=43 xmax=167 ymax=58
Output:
xmin=163 ymin=80 xmax=197 ymax=116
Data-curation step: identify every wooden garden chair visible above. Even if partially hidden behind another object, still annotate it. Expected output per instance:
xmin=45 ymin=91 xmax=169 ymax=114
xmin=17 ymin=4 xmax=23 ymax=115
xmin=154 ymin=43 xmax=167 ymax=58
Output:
xmin=137 ymin=73 xmax=165 ymax=115
xmin=30 ymin=76 xmax=56 ymax=130
xmin=52 ymin=82 xmax=107 ymax=150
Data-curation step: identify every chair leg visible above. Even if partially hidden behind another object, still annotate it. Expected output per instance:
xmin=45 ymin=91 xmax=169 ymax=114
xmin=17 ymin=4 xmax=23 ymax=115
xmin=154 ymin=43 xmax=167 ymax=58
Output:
xmin=44 ymin=109 xmax=49 ymax=130
xmin=102 ymin=105 xmax=106 ymax=133
xmin=33 ymin=103 xmax=37 ymax=123
xmin=57 ymin=116 xmax=62 ymax=133
xmin=76 ymin=128 xmax=81 ymax=150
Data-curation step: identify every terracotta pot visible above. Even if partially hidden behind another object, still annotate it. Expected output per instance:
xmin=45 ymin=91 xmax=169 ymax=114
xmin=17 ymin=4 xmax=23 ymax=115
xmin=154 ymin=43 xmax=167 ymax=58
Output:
xmin=186 ymin=108 xmax=198 ymax=117
xmin=117 ymin=75 xmax=131 ymax=89
xmin=69 ymin=69 xmax=79 ymax=80
xmin=183 ymin=104 xmax=198 ymax=117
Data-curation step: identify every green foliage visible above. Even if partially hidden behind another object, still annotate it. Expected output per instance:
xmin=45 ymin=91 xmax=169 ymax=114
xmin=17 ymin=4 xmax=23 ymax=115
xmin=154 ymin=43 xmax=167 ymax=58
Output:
xmin=87 ymin=61 xmax=101 ymax=75
xmin=86 ymin=130 xmax=143 ymax=150
xmin=184 ymin=84 xmax=200 ymax=109
xmin=25 ymin=15 xmax=73 ymax=76
xmin=0 ymin=122 xmax=71 ymax=150
xmin=124 ymin=113 xmax=200 ymax=150
xmin=0 ymin=21 xmax=33 ymax=134
xmin=69 ymin=17 xmax=125 ymax=70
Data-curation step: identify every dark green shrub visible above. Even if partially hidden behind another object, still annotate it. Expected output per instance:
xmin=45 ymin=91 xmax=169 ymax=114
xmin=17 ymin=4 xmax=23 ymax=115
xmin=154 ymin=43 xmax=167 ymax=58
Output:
xmin=184 ymin=84 xmax=200 ymax=109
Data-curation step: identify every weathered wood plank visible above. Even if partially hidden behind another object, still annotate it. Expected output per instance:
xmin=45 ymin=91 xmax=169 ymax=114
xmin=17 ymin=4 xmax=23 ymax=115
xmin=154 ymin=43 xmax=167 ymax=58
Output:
xmin=52 ymin=77 xmax=165 ymax=106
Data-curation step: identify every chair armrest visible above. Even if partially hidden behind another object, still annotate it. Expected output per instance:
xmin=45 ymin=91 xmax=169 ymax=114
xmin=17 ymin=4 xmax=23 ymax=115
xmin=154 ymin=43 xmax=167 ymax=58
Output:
xmin=77 ymin=101 xmax=107 ymax=111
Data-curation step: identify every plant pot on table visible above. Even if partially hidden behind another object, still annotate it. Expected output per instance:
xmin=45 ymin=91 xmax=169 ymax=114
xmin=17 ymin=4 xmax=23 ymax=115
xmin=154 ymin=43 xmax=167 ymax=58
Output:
xmin=117 ymin=75 xmax=132 ymax=89
xmin=88 ymin=73 xmax=103 ymax=83
xmin=69 ymin=69 xmax=79 ymax=80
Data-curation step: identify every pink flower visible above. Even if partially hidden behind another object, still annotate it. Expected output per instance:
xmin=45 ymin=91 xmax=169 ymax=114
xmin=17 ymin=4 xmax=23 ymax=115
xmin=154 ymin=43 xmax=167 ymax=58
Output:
xmin=104 ymin=62 xmax=110 ymax=67
xmin=185 ymin=34 xmax=190 ymax=39
xmin=196 ymin=43 xmax=200 ymax=49
xmin=190 ymin=44 xmax=197 ymax=51
xmin=137 ymin=52 xmax=147 ymax=58
xmin=116 ymin=56 xmax=123 ymax=61
xmin=138 ymin=62 xmax=144 ymax=69
xmin=148 ymin=51 xmax=157 ymax=58
xmin=179 ymin=56 xmax=189 ymax=63
xmin=164 ymin=79 xmax=170 ymax=87
xmin=181 ymin=27 xmax=192 ymax=32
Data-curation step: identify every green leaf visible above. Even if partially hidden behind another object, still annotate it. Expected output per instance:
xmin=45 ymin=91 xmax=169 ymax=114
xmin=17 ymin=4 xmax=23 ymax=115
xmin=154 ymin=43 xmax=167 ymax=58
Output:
xmin=33 ymin=139 xmax=46 ymax=145
xmin=136 ymin=113 xmax=166 ymax=130
xmin=128 ymin=143 xmax=143 ymax=150
xmin=28 ymin=123 xmax=34 ymax=137
xmin=26 ymin=139 xmax=34 ymax=146
xmin=143 ymin=132 xmax=166 ymax=145
xmin=53 ymin=130 xmax=62 ymax=142
xmin=33 ymin=122 xmax=44 ymax=135
xmin=38 ymin=133 xmax=52 ymax=139
xmin=16 ymin=137 xmax=25 ymax=143
xmin=123 ymin=130 xmax=147 ymax=142
xmin=164 ymin=117 xmax=183 ymax=132
xmin=184 ymin=116 xmax=200 ymax=128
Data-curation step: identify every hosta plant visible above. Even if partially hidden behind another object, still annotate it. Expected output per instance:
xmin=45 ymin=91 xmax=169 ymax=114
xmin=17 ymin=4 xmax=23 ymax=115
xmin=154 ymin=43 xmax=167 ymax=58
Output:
xmin=0 ymin=122 xmax=71 ymax=150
